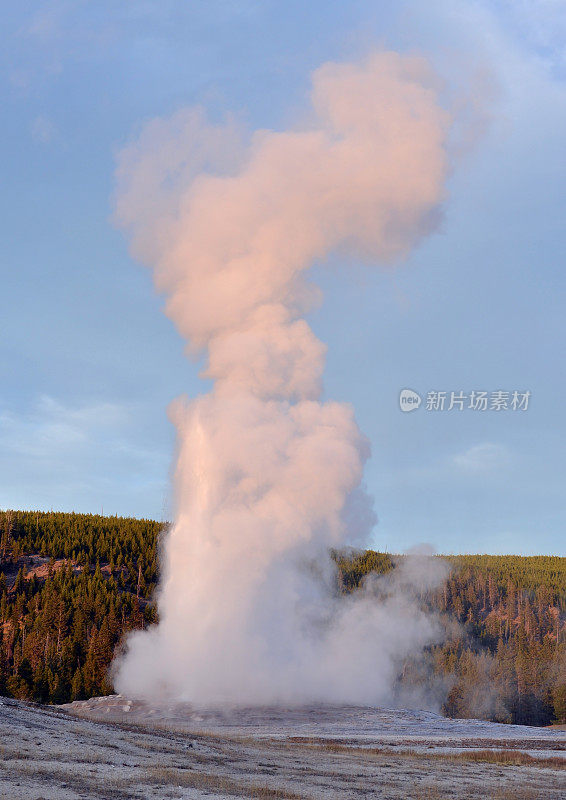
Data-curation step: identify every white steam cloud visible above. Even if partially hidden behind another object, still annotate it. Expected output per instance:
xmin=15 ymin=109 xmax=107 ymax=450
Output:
xmin=113 ymin=52 xmax=454 ymax=705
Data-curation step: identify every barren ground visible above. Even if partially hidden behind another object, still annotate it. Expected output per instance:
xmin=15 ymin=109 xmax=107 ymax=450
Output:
xmin=1 ymin=695 xmax=565 ymax=799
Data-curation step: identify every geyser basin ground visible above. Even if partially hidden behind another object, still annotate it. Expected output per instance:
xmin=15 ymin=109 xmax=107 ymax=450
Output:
xmin=1 ymin=695 xmax=564 ymax=799
xmin=64 ymin=694 xmax=566 ymax=753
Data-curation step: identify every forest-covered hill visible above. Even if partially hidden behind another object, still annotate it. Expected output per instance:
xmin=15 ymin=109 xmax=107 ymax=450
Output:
xmin=0 ymin=509 xmax=564 ymax=726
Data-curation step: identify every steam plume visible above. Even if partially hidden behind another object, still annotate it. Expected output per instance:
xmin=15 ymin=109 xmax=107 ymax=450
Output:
xmin=114 ymin=52 xmax=453 ymax=705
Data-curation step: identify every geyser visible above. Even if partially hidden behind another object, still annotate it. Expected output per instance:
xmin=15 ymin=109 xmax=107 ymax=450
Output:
xmin=113 ymin=51 xmax=454 ymax=705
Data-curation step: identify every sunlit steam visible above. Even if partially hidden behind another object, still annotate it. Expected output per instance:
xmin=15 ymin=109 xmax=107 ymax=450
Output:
xmin=113 ymin=52 xmax=454 ymax=705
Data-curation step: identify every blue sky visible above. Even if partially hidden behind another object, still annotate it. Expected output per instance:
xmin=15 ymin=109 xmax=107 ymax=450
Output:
xmin=1 ymin=1 xmax=565 ymax=555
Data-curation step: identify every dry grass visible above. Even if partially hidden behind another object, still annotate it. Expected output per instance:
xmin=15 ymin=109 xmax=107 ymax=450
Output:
xmin=145 ymin=766 xmax=308 ymax=798
xmin=458 ymin=736 xmax=566 ymax=752
xmin=492 ymin=790 xmax=563 ymax=800
xmin=0 ymin=761 xmax=137 ymax=800
xmin=415 ymin=792 xmax=547 ymax=800
xmin=415 ymin=788 xmax=559 ymax=800
xmin=454 ymin=748 xmax=565 ymax=768
xmin=282 ymin=737 xmax=565 ymax=770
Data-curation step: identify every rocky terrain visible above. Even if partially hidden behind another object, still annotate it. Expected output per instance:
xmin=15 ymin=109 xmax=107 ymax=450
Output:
xmin=0 ymin=695 xmax=565 ymax=799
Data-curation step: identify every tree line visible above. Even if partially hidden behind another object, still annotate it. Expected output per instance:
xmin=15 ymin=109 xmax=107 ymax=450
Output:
xmin=1 ymin=509 xmax=565 ymax=725
xmin=337 ymin=550 xmax=566 ymax=725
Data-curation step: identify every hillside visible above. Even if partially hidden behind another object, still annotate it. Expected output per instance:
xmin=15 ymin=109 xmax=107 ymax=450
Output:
xmin=0 ymin=509 xmax=565 ymax=726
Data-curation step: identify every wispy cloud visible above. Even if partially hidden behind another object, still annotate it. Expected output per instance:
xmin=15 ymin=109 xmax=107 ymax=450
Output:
xmin=453 ymin=442 xmax=510 ymax=473
xmin=0 ymin=395 xmax=170 ymax=517
xmin=0 ymin=395 xmax=129 ymax=459
xmin=31 ymin=115 xmax=57 ymax=144
xmin=496 ymin=0 xmax=566 ymax=70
